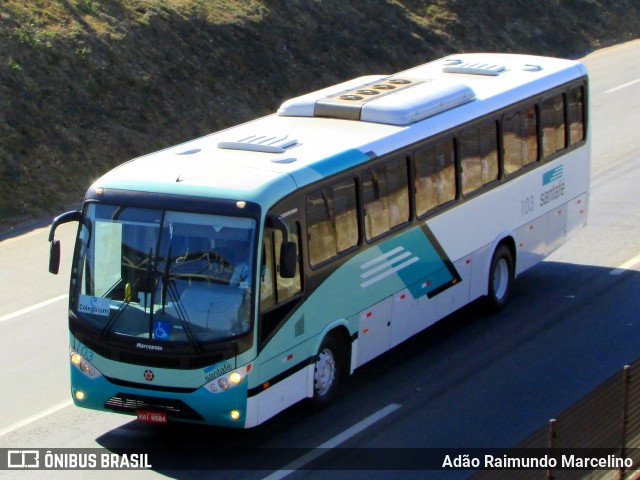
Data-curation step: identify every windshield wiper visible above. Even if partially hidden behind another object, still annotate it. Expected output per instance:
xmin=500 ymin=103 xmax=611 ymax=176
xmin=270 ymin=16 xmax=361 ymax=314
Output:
xmin=100 ymin=296 xmax=130 ymax=338
xmin=161 ymin=246 xmax=172 ymax=313
xmin=166 ymin=279 xmax=202 ymax=352
xmin=155 ymin=245 xmax=202 ymax=352
xmin=146 ymin=247 xmax=156 ymax=338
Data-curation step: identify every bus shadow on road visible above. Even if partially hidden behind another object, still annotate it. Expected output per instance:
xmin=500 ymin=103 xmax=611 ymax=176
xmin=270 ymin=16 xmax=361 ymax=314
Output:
xmin=93 ymin=261 xmax=640 ymax=477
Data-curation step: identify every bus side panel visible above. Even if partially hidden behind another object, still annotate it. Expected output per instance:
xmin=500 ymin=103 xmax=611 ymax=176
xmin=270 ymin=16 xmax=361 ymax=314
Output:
xmin=245 ymin=365 xmax=311 ymax=428
xmin=436 ymin=257 xmax=472 ymax=319
xmin=566 ymin=192 xmax=589 ymax=237
xmin=390 ymin=287 xmax=437 ymax=348
xmin=355 ymin=298 xmax=392 ymax=367
xmin=470 ymin=243 xmax=493 ymax=300
xmin=514 ymin=214 xmax=548 ymax=275
xmin=546 ymin=203 xmax=568 ymax=253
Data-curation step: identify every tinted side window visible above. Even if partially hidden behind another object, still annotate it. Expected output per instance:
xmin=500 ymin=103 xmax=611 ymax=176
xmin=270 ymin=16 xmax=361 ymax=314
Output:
xmin=363 ymin=157 xmax=410 ymax=240
xmin=460 ymin=121 xmax=499 ymax=196
xmin=260 ymin=232 xmax=275 ymax=311
xmin=541 ymin=94 xmax=566 ymax=158
xmin=414 ymin=138 xmax=456 ymax=216
xmin=274 ymin=224 xmax=302 ymax=302
xmin=568 ymin=86 xmax=585 ymax=146
xmin=503 ymin=105 xmax=538 ymax=175
xmin=260 ymin=220 xmax=302 ymax=311
xmin=307 ymin=179 xmax=358 ymax=267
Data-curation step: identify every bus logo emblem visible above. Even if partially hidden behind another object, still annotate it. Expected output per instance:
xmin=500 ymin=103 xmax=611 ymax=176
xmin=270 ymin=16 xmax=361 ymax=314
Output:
xmin=144 ymin=370 xmax=155 ymax=381
xmin=542 ymin=165 xmax=563 ymax=185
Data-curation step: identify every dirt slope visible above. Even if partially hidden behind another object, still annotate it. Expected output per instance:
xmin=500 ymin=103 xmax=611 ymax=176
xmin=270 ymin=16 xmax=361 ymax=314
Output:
xmin=1 ymin=0 xmax=639 ymax=225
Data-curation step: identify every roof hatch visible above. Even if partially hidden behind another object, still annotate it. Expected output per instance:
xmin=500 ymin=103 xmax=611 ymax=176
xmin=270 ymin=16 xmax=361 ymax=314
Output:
xmin=442 ymin=59 xmax=508 ymax=76
xmin=218 ymin=134 xmax=299 ymax=153
xmin=278 ymin=75 xmax=475 ymax=125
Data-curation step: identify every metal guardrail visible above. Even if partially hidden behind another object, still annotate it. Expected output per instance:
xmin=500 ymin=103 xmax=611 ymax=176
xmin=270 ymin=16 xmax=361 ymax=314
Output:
xmin=472 ymin=361 xmax=640 ymax=480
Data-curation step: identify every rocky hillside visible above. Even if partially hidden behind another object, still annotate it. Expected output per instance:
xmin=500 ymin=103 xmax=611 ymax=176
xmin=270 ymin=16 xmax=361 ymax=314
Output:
xmin=1 ymin=0 xmax=639 ymax=226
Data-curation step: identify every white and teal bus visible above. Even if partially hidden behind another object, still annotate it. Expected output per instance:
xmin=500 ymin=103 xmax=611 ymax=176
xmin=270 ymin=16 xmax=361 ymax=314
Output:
xmin=49 ymin=53 xmax=589 ymax=428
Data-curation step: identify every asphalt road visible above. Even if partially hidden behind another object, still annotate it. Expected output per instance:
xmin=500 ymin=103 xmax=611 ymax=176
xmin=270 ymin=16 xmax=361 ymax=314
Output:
xmin=0 ymin=40 xmax=639 ymax=479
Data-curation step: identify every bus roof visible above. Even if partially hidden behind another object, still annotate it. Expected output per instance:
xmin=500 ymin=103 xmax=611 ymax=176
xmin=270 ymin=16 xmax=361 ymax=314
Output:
xmin=93 ymin=53 xmax=587 ymax=211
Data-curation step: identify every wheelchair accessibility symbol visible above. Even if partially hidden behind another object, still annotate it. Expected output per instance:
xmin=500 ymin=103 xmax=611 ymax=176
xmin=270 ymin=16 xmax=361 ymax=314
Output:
xmin=153 ymin=321 xmax=171 ymax=340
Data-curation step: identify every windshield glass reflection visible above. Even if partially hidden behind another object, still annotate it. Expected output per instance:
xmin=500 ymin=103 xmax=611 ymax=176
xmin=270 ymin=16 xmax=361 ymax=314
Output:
xmin=72 ymin=204 xmax=256 ymax=346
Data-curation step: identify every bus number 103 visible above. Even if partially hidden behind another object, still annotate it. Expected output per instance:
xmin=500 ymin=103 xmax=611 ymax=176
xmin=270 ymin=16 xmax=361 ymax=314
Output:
xmin=521 ymin=195 xmax=535 ymax=216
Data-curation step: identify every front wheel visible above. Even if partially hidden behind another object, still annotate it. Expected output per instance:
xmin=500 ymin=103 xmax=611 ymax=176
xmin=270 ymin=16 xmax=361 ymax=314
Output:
xmin=485 ymin=244 xmax=514 ymax=312
xmin=310 ymin=335 xmax=343 ymax=408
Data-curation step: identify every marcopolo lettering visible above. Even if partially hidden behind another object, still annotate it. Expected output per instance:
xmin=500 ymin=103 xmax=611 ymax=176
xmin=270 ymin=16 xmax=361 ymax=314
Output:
xmin=136 ymin=343 xmax=163 ymax=351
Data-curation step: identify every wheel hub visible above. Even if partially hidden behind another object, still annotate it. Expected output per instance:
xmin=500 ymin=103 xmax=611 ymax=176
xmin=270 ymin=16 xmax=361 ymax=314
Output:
xmin=314 ymin=348 xmax=336 ymax=396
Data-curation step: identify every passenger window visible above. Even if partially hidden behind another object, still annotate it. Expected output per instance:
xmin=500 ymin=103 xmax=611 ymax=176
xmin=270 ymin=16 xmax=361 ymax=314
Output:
xmin=260 ymin=221 xmax=302 ymax=311
xmin=414 ymin=138 xmax=456 ymax=216
xmin=568 ymin=86 xmax=585 ymax=146
xmin=503 ymin=105 xmax=538 ymax=175
xmin=307 ymin=179 xmax=358 ymax=266
xmin=541 ymin=94 xmax=566 ymax=158
xmin=363 ymin=157 xmax=410 ymax=240
xmin=460 ymin=121 xmax=499 ymax=196
xmin=260 ymin=232 xmax=275 ymax=311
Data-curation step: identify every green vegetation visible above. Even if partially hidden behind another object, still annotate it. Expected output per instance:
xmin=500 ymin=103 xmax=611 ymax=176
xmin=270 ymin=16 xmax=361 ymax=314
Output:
xmin=1 ymin=0 xmax=639 ymax=227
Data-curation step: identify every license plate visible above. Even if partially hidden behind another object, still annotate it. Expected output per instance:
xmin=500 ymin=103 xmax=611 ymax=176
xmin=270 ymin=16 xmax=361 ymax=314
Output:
xmin=136 ymin=410 xmax=168 ymax=424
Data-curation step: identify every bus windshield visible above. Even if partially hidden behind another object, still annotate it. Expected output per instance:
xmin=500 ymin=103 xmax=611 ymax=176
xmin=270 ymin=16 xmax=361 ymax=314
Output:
xmin=72 ymin=203 xmax=256 ymax=346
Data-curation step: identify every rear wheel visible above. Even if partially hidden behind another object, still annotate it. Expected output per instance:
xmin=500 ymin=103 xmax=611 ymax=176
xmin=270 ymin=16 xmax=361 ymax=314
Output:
xmin=485 ymin=244 xmax=514 ymax=312
xmin=310 ymin=334 xmax=343 ymax=408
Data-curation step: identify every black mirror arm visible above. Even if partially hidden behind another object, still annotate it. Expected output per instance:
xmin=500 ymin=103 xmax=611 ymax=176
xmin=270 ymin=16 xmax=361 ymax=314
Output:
xmin=265 ymin=214 xmax=289 ymax=244
xmin=49 ymin=210 xmax=82 ymax=242
xmin=48 ymin=210 xmax=81 ymax=275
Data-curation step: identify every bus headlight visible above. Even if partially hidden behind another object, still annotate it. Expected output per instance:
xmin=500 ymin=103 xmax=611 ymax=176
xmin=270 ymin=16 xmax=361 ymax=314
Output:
xmin=69 ymin=348 xmax=101 ymax=379
xmin=205 ymin=363 xmax=252 ymax=394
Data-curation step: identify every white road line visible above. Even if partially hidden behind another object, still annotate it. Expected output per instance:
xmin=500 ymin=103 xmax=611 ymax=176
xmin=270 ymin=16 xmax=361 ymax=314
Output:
xmin=604 ymin=78 xmax=640 ymax=94
xmin=0 ymin=400 xmax=73 ymax=438
xmin=261 ymin=403 xmax=402 ymax=480
xmin=0 ymin=294 xmax=68 ymax=323
xmin=610 ymin=253 xmax=640 ymax=275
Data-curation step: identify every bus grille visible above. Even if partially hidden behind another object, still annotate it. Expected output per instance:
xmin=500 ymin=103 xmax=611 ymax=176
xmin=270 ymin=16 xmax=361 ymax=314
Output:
xmin=104 ymin=393 xmax=204 ymax=421
xmin=116 ymin=351 xmax=225 ymax=369
xmin=72 ymin=328 xmax=232 ymax=369
xmin=118 ymin=351 xmax=181 ymax=369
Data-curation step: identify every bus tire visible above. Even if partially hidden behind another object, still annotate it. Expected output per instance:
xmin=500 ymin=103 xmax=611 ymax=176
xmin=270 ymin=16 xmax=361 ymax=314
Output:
xmin=310 ymin=334 xmax=343 ymax=408
xmin=485 ymin=244 xmax=514 ymax=312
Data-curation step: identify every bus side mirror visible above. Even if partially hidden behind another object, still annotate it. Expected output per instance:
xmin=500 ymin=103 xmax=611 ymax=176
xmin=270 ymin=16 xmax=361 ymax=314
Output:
xmin=279 ymin=241 xmax=297 ymax=279
xmin=49 ymin=240 xmax=61 ymax=275
xmin=48 ymin=210 xmax=82 ymax=275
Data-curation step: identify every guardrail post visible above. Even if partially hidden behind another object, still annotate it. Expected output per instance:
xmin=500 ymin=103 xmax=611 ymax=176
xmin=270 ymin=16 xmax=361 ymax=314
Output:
xmin=619 ymin=365 xmax=631 ymax=480
xmin=547 ymin=418 xmax=556 ymax=480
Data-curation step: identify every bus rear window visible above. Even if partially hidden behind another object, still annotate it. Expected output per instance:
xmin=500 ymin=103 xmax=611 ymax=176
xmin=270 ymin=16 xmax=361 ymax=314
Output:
xmin=542 ymin=94 xmax=566 ymax=158
xmin=568 ymin=86 xmax=585 ymax=145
